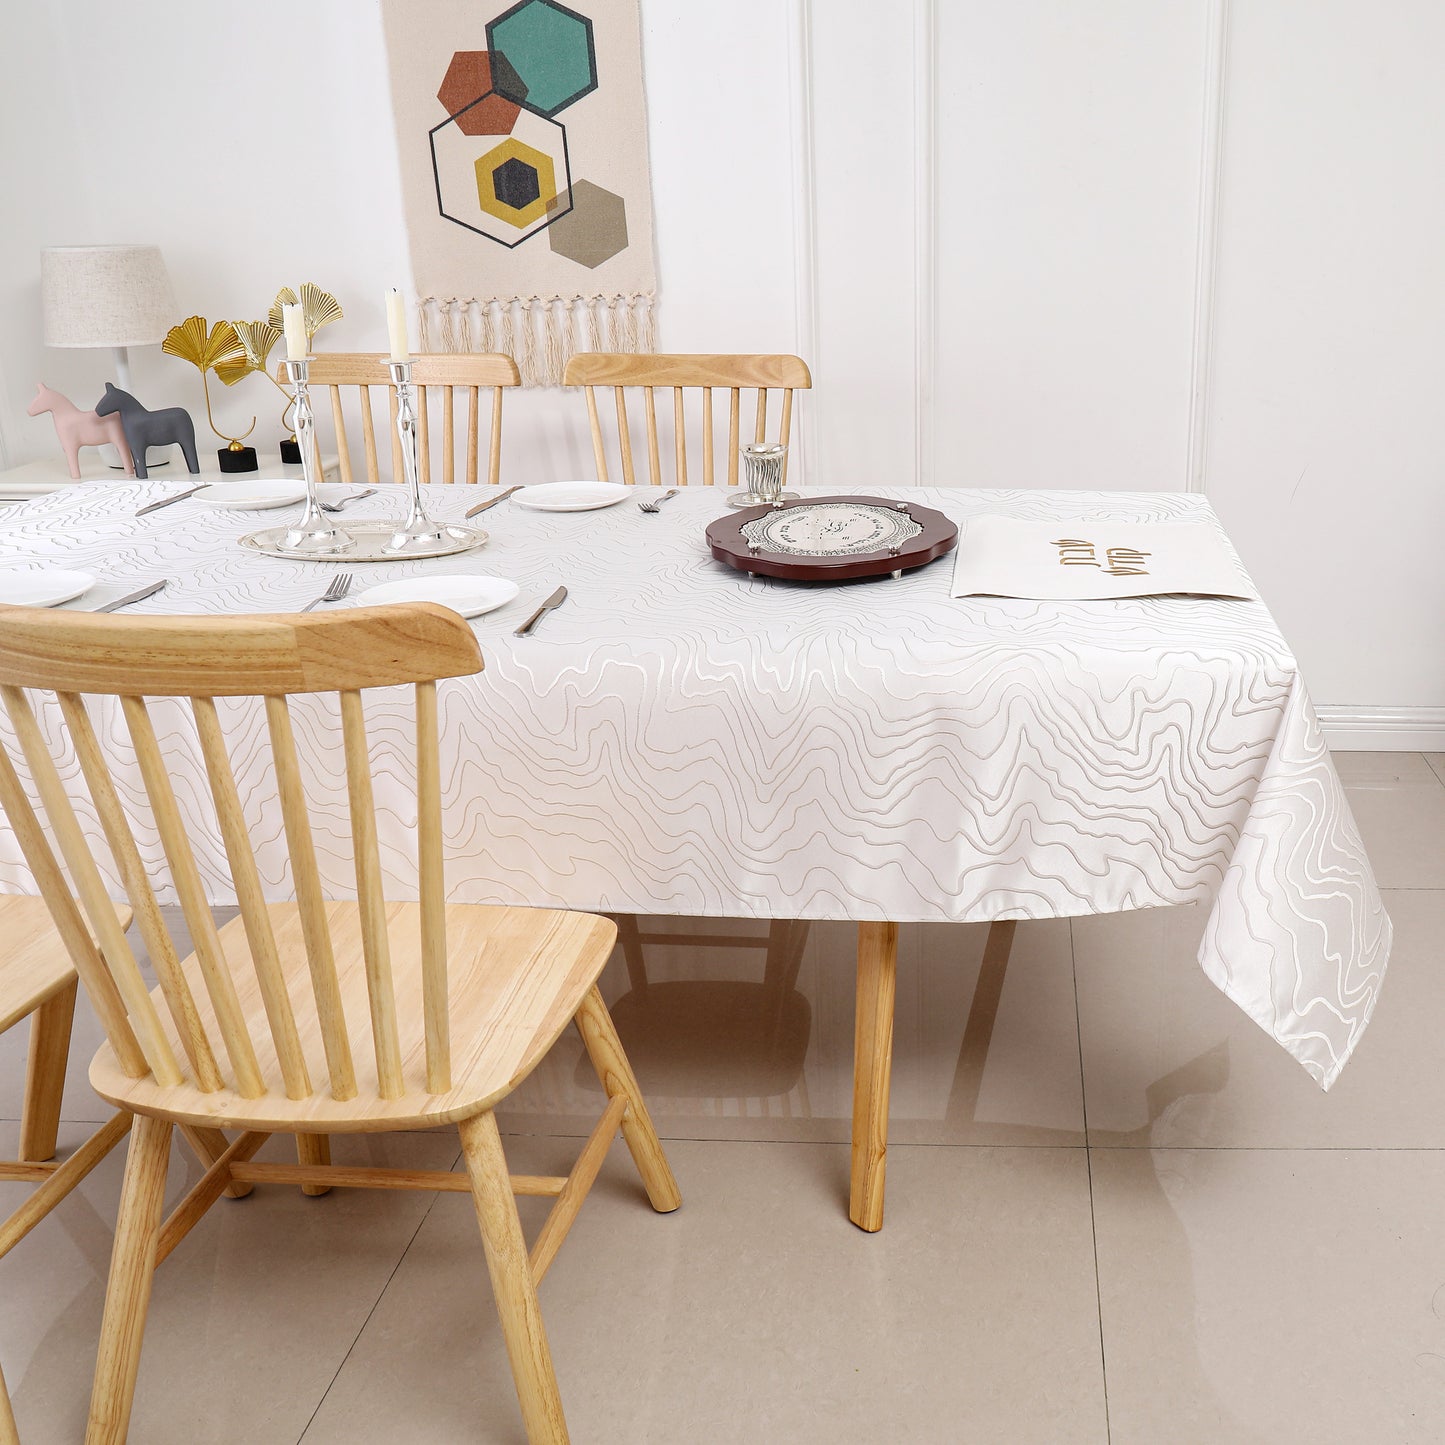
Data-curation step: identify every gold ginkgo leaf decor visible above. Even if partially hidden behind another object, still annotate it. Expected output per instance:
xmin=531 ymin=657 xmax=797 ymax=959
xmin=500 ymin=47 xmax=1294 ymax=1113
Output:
xmin=160 ymin=316 xmax=254 ymax=444
xmin=162 ymin=316 xmax=246 ymax=375
xmin=267 ymin=283 xmax=344 ymax=340
xmin=216 ymin=320 xmax=281 ymax=387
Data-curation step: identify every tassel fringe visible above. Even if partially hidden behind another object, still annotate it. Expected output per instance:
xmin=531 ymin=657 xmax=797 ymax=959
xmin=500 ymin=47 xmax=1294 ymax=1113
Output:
xmin=414 ymin=293 xmax=657 ymax=387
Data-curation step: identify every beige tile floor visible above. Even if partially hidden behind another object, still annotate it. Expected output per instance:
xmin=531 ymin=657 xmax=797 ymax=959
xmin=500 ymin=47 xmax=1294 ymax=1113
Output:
xmin=1 ymin=752 xmax=1442 ymax=1442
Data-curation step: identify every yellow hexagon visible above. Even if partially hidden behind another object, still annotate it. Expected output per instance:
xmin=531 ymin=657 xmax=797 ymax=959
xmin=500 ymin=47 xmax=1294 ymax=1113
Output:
xmin=474 ymin=137 xmax=557 ymax=229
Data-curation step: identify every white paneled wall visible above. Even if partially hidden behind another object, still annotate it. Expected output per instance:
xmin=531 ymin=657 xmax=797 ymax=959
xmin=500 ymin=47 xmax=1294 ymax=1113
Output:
xmin=0 ymin=0 xmax=1438 ymax=739
xmin=1203 ymin=0 xmax=1445 ymax=728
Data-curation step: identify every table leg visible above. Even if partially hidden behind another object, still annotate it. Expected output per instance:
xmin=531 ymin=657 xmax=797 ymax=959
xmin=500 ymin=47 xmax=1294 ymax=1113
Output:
xmin=850 ymin=921 xmax=898 ymax=1232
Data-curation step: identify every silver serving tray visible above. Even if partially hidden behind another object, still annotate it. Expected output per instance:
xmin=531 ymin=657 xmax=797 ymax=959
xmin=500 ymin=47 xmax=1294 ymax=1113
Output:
xmin=239 ymin=521 xmax=488 ymax=562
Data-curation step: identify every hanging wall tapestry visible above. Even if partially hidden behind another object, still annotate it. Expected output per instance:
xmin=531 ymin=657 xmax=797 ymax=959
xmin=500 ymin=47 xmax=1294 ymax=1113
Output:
xmin=381 ymin=0 xmax=657 ymax=386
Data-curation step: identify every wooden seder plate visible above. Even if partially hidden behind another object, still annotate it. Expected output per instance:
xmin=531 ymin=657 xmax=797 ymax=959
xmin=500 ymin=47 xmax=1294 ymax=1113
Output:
xmin=706 ymin=495 xmax=959 ymax=581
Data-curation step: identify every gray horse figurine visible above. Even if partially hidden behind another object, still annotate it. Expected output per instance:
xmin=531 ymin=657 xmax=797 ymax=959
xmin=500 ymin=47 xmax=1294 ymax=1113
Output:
xmin=94 ymin=383 xmax=199 ymax=480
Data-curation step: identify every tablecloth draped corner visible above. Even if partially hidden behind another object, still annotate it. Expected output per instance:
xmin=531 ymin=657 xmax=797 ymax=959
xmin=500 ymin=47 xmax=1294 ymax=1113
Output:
xmin=1195 ymin=673 xmax=1392 ymax=1091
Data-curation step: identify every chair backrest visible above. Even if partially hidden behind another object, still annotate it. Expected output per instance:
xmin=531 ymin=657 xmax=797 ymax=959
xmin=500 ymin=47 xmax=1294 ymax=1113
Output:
xmin=280 ymin=352 xmax=520 ymax=487
xmin=561 ymin=353 xmax=812 ymax=487
xmin=0 ymin=605 xmax=483 ymax=1106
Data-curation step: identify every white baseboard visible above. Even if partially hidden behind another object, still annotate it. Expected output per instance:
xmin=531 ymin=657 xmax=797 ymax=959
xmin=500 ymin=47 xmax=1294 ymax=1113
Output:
xmin=1316 ymin=706 xmax=1445 ymax=752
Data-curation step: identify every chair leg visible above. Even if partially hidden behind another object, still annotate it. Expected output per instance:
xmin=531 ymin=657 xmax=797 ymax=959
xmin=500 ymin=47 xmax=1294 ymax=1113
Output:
xmin=0 ymin=1357 xmax=17 ymax=1445
xmin=296 ymin=1133 xmax=333 ymax=1197
xmin=610 ymin=913 xmax=648 ymax=992
xmin=573 ymin=984 xmax=680 ymax=1213
xmin=18 ymin=980 xmax=77 ymax=1163
xmin=762 ymin=919 xmax=809 ymax=994
xmin=458 ymin=1111 xmax=569 ymax=1445
xmin=850 ymin=921 xmax=898 ymax=1233
xmin=86 ymin=1113 xmax=172 ymax=1445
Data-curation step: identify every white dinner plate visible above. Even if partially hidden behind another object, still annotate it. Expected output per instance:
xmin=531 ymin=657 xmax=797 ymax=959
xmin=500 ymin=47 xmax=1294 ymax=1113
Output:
xmin=194 ymin=481 xmax=308 ymax=510
xmin=355 ymin=574 xmax=520 ymax=619
xmin=511 ymin=481 xmax=630 ymax=512
xmin=0 ymin=567 xmax=95 ymax=608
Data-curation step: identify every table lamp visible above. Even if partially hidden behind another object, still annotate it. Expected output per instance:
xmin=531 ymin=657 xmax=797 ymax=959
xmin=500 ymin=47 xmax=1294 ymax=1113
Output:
xmin=41 ymin=244 xmax=177 ymax=467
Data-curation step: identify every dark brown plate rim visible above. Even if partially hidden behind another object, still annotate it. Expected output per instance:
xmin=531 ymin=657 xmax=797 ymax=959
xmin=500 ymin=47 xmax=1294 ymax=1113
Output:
xmin=705 ymin=495 xmax=959 ymax=582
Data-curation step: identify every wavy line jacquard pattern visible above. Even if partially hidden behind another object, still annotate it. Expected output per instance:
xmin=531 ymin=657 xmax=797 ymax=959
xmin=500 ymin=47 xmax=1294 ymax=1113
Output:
xmin=0 ymin=484 xmax=1389 ymax=1089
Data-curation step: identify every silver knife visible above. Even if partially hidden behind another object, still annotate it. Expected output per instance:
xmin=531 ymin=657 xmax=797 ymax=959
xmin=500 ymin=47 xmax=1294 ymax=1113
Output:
xmin=92 ymin=580 xmax=168 ymax=613
xmin=465 ymin=485 xmax=522 ymax=518
xmin=514 ymin=585 xmax=568 ymax=636
xmin=135 ymin=485 xmax=204 ymax=517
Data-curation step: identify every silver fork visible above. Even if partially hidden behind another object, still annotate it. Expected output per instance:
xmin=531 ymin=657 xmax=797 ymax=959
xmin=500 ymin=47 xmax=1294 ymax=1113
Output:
xmin=301 ymin=572 xmax=354 ymax=612
xmin=638 ymin=488 xmax=680 ymax=513
xmin=319 ymin=488 xmax=378 ymax=513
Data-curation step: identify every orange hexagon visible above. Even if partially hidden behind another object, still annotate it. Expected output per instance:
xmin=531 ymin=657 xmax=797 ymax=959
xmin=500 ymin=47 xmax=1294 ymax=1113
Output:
xmin=437 ymin=51 xmax=522 ymax=136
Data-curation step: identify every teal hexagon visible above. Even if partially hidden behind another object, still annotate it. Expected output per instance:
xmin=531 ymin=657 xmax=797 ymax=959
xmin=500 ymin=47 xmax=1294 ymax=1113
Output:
xmin=486 ymin=0 xmax=597 ymax=119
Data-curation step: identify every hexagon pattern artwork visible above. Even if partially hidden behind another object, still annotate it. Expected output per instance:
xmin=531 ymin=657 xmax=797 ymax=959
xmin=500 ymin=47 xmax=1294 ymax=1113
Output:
xmin=547 ymin=179 xmax=628 ymax=268
xmin=436 ymin=50 xmax=525 ymax=136
xmin=486 ymin=0 xmax=598 ymax=117
xmin=385 ymin=0 xmax=656 ymax=382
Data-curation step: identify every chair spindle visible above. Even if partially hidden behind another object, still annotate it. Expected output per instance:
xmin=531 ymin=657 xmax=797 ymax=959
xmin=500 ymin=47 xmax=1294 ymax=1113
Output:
xmin=644 ymin=388 xmax=661 ymax=485
xmin=359 ymin=387 xmax=380 ymax=487
xmin=415 ymin=681 xmax=450 ymax=1092
xmin=192 ymin=697 xmax=312 ymax=1101
xmin=339 ymin=690 xmax=405 ymax=1098
xmin=120 ymin=694 xmax=265 ymax=1097
xmin=56 ymin=693 xmax=222 ymax=1091
xmin=441 ymin=385 xmax=455 ymax=484
xmin=329 ymin=386 xmax=352 ymax=485
xmin=263 ymin=694 xmax=357 ymax=1100
xmin=702 ymin=387 xmax=714 ymax=486
xmin=673 ymin=388 xmax=687 ymax=486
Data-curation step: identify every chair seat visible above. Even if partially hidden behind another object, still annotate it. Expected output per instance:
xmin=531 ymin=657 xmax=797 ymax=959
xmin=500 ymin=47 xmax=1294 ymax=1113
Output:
xmin=0 ymin=895 xmax=131 ymax=1034
xmin=90 ymin=901 xmax=616 ymax=1132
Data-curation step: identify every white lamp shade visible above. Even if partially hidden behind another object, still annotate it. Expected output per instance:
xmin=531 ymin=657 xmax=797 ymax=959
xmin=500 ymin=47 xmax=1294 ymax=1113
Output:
xmin=41 ymin=244 xmax=177 ymax=349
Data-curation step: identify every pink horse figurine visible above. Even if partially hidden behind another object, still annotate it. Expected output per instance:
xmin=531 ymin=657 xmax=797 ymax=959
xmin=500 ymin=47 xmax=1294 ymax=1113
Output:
xmin=27 ymin=382 xmax=134 ymax=479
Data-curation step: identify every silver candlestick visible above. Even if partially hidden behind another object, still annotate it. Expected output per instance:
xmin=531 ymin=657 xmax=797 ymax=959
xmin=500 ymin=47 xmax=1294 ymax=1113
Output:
xmin=277 ymin=358 xmax=353 ymax=555
xmin=383 ymin=360 xmax=476 ymax=554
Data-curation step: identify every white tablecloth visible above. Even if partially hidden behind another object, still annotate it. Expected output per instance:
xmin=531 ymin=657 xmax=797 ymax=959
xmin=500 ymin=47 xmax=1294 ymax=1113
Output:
xmin=0 ymin=481 xmax=1390 ymax=1089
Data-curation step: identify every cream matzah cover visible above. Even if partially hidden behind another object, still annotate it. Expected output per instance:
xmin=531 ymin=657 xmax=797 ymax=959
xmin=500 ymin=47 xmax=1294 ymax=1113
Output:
xmin=951 ymin=516 xmax=1258 ymax=601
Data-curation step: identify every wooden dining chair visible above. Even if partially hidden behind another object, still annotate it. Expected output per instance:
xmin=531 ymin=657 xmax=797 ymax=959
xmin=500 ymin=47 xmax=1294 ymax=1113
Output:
xmin=0 ymin=603 xmax=679 ymax=1445
xmin=281 ymin=352 xmax=520 ymax=487
xmin=562 ymin=352 xmax=811 ymax=489
xmin=562 ymin=352 xmax=815 ymax=996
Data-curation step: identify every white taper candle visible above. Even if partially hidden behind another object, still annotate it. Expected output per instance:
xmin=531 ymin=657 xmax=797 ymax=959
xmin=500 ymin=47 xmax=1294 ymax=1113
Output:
xmin=282 ymin=303 xmax=307 ymax=361
xmin=386 ymin=288 xmax=409 ymax=363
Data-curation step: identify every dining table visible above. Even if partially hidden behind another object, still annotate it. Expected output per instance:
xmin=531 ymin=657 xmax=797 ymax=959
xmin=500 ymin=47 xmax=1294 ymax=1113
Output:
xmin=0 ymin=478 xmax=1391 ymax=1231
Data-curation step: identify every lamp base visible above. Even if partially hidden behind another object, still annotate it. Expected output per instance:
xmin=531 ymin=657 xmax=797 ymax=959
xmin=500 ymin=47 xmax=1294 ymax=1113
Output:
xmin=218 ymin=446 xmax=259 ymax=473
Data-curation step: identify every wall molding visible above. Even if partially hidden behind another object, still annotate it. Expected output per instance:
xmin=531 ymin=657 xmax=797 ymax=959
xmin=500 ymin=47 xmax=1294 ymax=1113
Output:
xmin=912 ymin=0 xmax=937 ymax=487
xmin=787 ymin=0 xmax=820 ymax=484
xmin=1184 ymin=0 xmax=1230 ymax=493
xmin=1316 ymin=706 xmax=1445 ymax=752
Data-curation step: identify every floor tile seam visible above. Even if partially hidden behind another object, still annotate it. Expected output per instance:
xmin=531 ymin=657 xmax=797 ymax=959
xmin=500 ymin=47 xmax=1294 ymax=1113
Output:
xmin=1086 ymin=1143 xmax=1445 ymax=1154
xmin=295 ymin=1140 xmax=464 ymax=1443
xmin=496 ymin=1126 xmax=1092 ymax=1151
